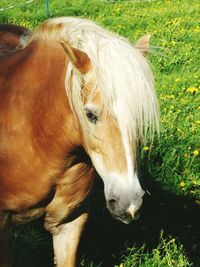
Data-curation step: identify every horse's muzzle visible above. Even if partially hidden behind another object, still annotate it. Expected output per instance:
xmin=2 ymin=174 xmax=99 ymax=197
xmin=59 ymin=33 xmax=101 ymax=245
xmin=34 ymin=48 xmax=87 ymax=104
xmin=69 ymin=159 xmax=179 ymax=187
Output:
xmin=107 ymin=200 xmax=142 ymax=224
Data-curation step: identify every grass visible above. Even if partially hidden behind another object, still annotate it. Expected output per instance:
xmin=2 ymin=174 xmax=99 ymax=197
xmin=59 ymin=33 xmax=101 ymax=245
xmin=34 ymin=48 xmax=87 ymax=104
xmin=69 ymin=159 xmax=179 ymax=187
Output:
xmin=10 ymin=187 xmax=199 ymax=267
xmin=116 ymin=233 xmax=192 ymax=267
xmin=1 ymin=0 xmax=200 ymax=266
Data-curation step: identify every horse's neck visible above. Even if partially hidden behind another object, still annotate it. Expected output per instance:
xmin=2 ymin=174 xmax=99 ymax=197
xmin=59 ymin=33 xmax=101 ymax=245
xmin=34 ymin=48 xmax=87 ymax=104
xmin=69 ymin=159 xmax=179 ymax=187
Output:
xmin=0 ymin=41 xmax=82 ymax=162
xmin=27 ymin=42 xmax=82 ymax=157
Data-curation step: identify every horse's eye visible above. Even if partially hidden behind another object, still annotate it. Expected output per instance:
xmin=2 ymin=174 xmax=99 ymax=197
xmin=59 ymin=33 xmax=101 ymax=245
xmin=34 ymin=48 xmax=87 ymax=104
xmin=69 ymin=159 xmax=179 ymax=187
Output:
xmin=86 ymin=111 xmax=98 ymax=124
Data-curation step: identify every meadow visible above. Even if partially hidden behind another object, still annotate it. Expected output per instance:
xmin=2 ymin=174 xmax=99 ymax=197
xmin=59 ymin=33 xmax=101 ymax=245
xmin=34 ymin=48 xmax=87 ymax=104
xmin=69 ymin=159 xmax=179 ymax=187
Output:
xmin=0 ymin=0 xmax=199 ymax=266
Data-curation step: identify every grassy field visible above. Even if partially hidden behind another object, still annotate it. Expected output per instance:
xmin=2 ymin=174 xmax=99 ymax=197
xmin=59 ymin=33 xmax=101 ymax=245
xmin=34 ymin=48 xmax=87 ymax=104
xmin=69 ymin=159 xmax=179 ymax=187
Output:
xmin=1 ymin=0 xmax=200 ymax=266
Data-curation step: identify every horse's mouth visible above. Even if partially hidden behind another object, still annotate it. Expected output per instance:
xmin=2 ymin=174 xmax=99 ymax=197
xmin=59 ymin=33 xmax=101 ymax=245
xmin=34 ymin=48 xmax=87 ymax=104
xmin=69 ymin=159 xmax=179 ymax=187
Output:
xmin=109 ymin=210 xmax=140 ymax=224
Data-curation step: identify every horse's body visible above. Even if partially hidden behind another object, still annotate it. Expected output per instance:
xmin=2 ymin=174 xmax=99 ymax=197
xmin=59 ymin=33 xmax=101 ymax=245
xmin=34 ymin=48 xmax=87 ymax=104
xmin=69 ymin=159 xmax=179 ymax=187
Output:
xmin=0 ymin=24 xmax=30 ymax=56
xmin=0 ymin=17 xmax=158 ymax=267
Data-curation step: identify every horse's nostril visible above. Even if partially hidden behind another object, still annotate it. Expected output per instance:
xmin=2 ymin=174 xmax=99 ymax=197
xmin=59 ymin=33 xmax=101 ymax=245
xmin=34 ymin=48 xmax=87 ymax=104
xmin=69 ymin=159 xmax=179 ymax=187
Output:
xmin=108 ymin=198 xmax=118 ymax=210
xmin=109 ymin=198 xmax=117 ymax=204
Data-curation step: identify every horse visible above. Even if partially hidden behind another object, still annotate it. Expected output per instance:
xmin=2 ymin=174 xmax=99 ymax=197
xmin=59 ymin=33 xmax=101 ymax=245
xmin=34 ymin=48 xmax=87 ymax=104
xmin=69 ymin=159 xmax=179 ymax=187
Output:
xmin=0 ymin=23 xmax=31 ymax=56
xmin=0 ymin=17 xmax=159 ymax=267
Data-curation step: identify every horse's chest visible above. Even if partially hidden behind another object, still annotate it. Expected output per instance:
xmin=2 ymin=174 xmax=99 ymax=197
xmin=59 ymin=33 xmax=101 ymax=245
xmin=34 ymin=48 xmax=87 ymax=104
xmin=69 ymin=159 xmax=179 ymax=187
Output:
xmin=0 ymin=150 xmax=63 ymax=211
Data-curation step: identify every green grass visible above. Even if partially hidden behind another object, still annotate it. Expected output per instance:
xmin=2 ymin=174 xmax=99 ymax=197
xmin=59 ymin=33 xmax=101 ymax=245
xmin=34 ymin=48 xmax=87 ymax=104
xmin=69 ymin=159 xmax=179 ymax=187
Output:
xmin=116 ymin=233 xmax=192 ymax=267
xmin=1 ymin=0 xmax=200 ymax=266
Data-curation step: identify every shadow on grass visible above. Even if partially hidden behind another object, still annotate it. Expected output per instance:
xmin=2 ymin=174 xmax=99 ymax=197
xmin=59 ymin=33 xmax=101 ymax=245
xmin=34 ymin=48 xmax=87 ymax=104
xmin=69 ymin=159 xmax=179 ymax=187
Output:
xmin=11 ymin=174 xmax=200 ymax=267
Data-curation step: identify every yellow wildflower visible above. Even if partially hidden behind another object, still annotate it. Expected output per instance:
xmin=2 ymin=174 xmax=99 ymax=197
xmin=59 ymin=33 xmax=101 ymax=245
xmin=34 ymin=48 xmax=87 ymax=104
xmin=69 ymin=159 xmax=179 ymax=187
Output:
xmin=166 ymin=94 xmax=175 ymax=99
xmin=143 ymin=146 xmax=150 ymax=151
xmin=175 ymin=78 xmax=180 ymax=83
xmin=193 ymin=150 xmax=199 ymax=156
xmin=172 ymin=40 xmax=176 ymax=46
xmin=119 ymin=264 xmax=124 ymax=267
xmin=179 ymin=181 xmax=185 ymax=187
xmin=194 ymin=26 xmax=200 ymax=32
xmin=186 ymin=87 xmax=198 ymax=93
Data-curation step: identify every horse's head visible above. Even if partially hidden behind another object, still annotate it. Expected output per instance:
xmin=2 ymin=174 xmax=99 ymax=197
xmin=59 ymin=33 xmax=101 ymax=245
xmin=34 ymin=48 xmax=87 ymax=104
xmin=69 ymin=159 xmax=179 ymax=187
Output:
xmin=61 ymin=34 xmax=158 ymax=224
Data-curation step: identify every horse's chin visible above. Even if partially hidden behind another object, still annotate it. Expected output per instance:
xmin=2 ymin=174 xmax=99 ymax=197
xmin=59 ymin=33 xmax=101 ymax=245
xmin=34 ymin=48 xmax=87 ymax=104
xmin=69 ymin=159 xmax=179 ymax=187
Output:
xmin=110 ymin=211 xmax=140 ymax=224
xmin=118 ymin=217 xmax=133 ymax=225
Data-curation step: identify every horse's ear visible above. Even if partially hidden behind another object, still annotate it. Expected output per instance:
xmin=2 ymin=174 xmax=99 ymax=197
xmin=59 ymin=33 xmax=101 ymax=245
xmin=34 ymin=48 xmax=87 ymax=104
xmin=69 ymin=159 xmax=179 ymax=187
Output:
xmin=60 ymin=40 xmax=91 ymax=74
xmin=134 ymin=34 xmax=151 ymax=57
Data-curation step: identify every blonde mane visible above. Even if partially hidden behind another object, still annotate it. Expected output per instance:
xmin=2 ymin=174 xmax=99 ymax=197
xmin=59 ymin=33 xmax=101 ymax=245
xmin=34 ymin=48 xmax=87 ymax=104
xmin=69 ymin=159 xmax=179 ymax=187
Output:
xmin=27 ymin=17 xmax=159 ymax=160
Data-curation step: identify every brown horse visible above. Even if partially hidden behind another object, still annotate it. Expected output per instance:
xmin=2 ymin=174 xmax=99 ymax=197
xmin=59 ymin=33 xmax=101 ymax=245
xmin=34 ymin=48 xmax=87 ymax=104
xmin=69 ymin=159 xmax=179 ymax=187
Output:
xmin=0 ymin=17 xmax=159 ymax=267
xmin=0 ymin=23 xmax=30 ymax=56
